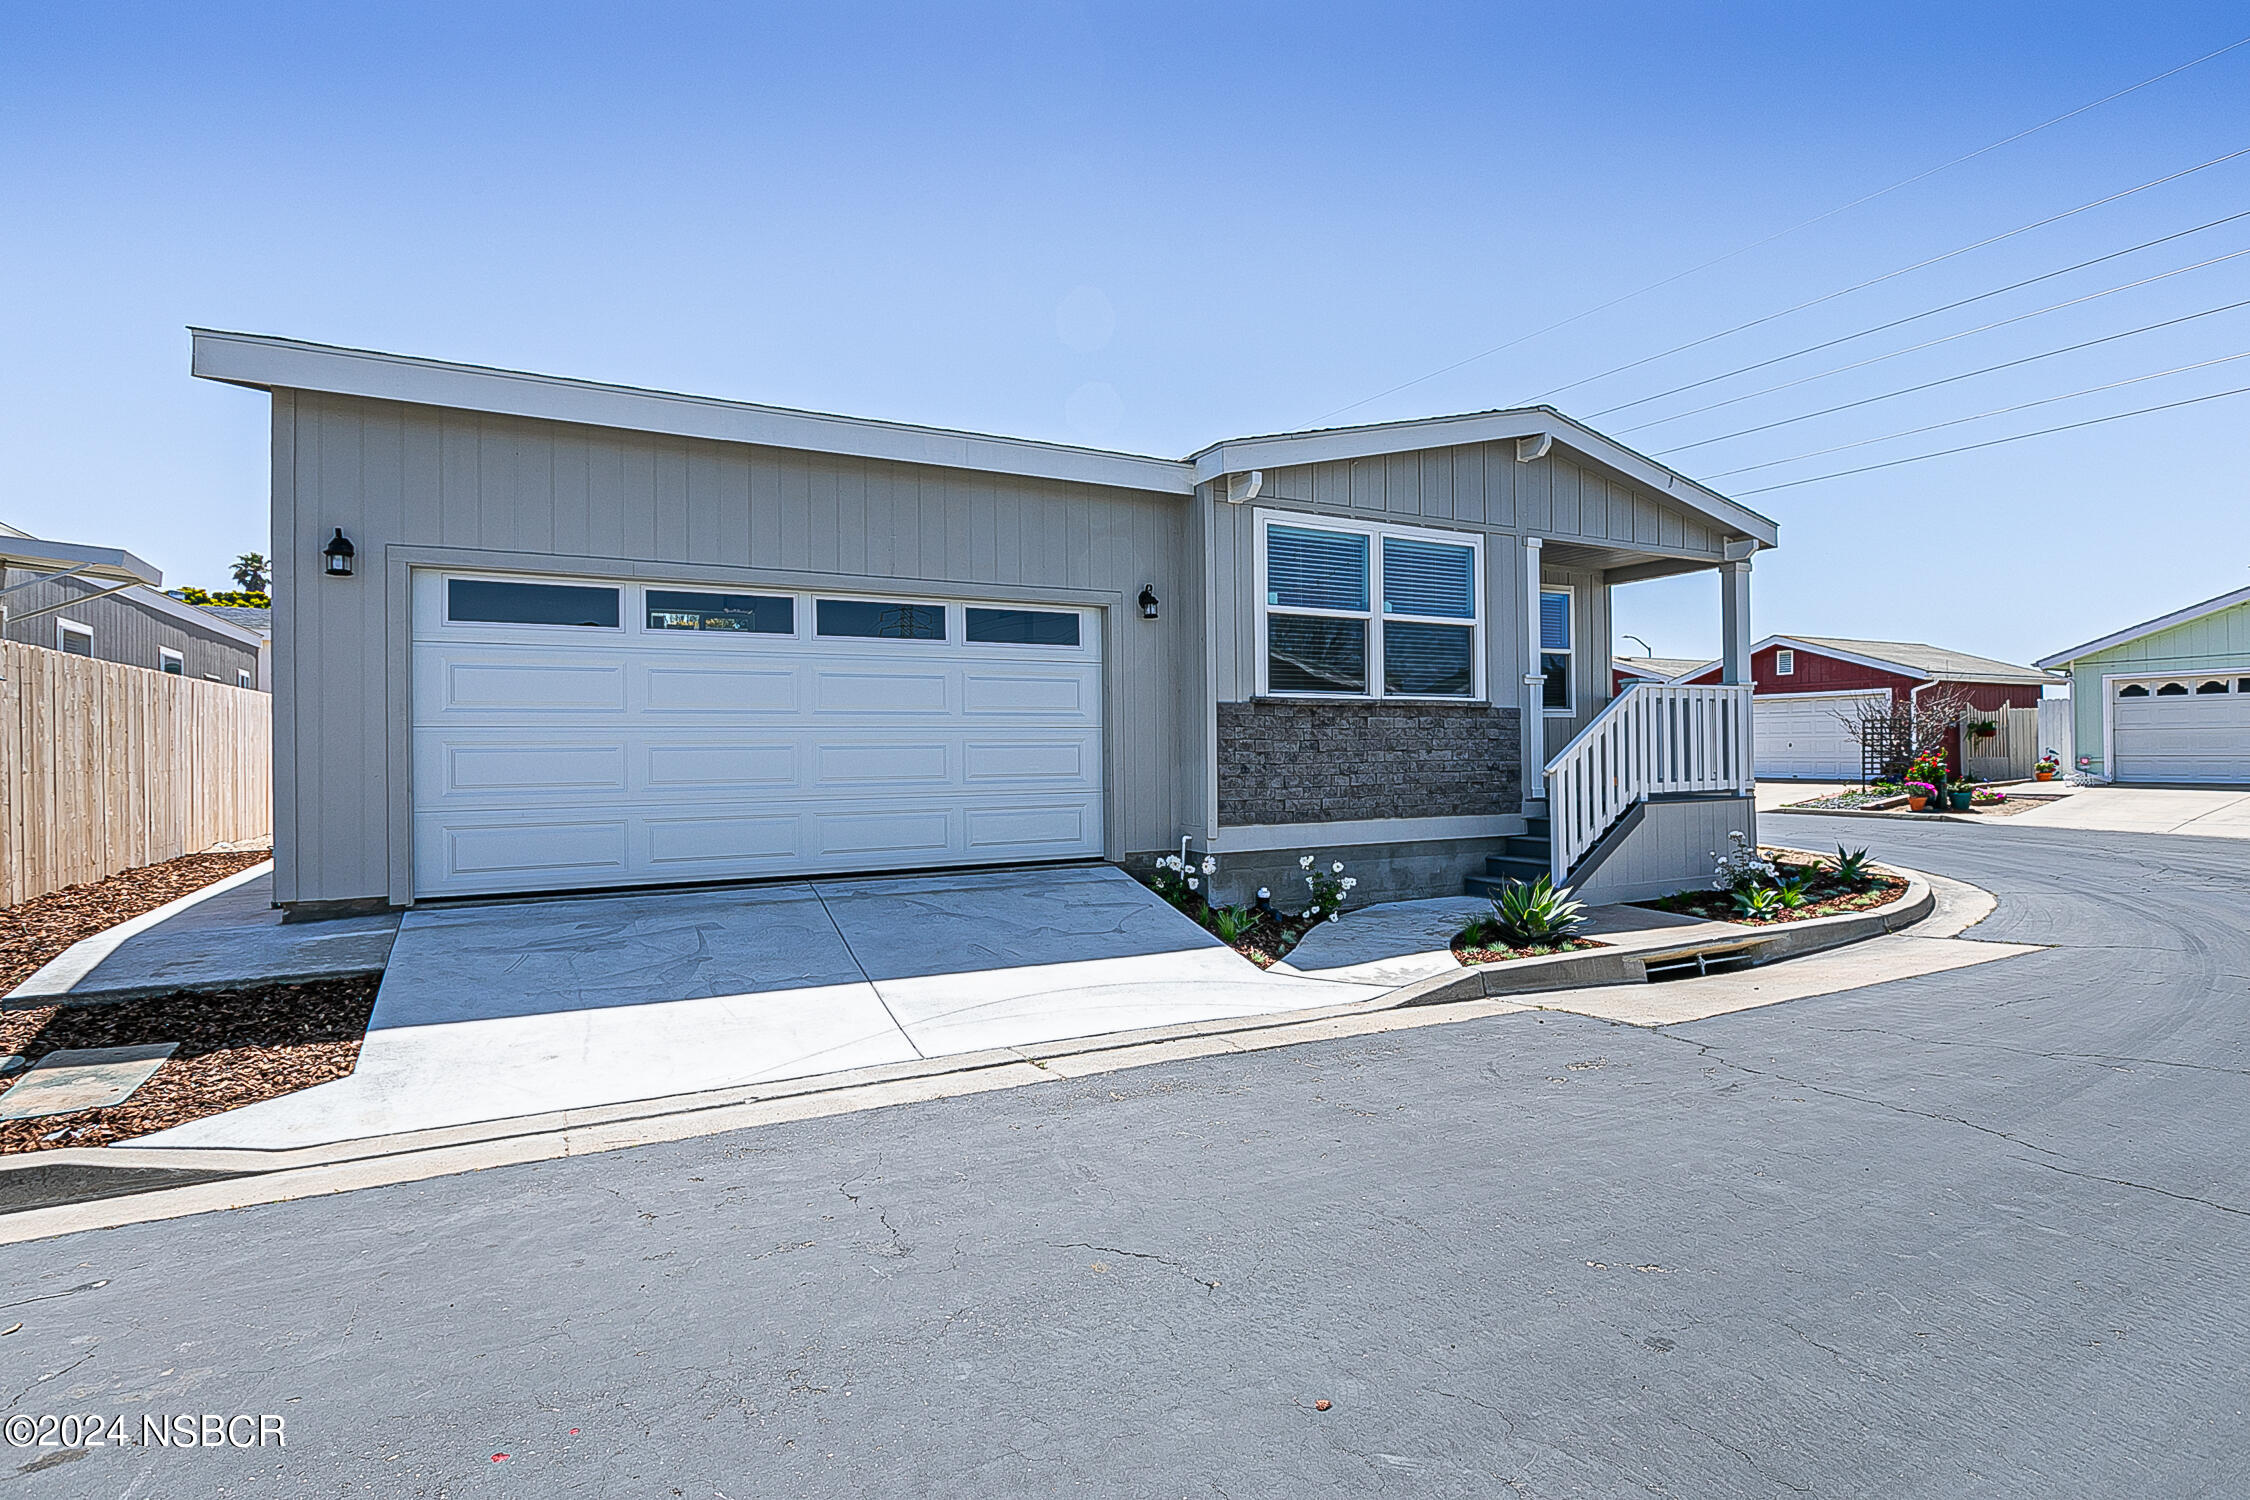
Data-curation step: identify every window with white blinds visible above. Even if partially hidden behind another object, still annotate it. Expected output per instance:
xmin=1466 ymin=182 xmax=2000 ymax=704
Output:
xmin=1539 ymin=588 xmax=1573 ymax=713
xmin=1257 ymin=513 xmax=1481 ymax=699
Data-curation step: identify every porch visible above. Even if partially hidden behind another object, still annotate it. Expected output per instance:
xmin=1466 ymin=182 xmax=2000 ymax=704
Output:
xmin=1491 ymin=537 xmax=1759 ymax=905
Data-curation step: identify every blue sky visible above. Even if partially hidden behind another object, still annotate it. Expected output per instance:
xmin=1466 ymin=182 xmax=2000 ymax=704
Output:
xmin=2 ymin=2 xmax=2245 ymax=664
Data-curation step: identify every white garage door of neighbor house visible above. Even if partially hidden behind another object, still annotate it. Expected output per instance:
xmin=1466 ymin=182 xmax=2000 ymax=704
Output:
xmin=410 ymin=572 xmax=1105 ymax=898
xmin=2112 ymin=675 xmax=2250 ymax=784
xmin=1753 ymin=692 xmax=1885 ymax=780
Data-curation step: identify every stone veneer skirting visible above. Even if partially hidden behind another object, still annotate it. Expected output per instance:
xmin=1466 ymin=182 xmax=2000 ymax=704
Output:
xmin=1216 ymin=700 xmax=1521 ymax=826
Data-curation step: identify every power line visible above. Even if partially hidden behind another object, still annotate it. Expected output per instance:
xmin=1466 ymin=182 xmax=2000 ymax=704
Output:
xmin=1530 ymin=146 xmax=2250 ymax=404
xmin=1609 ymin=243 xmax=2250 ymax=439
xmin=1709 ymin=349 xmax=2250 ymax=475
xmin=1596 ymin=206 xmax=2250 ymax=426
xmin=1306 ymin=33 xmax=2250 ymax=426
xmin=1654 ymin=294 xmax=2250 ymax=456
xmin=1725 ymin=374 xmax=2250 ymax=493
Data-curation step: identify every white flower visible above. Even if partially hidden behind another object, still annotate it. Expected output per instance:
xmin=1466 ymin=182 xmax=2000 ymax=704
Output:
xmin=1341 ymin=877 xmax=1358 ymax=889
xmin=1201 ymin=857 xmax=1217 ymax=875
xmin=1186 ymin=877 xmax=1198 ymax=890
xmin=1331 ymin=861 xmax=1344 ymax=874
xmin=1327 ymin=912 xmax=1340 ymax=922
xmin=1299 ymin=855 xmax=1315 ymax=870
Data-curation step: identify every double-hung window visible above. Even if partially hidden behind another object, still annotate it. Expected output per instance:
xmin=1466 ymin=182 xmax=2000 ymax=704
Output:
xmin=1259 ymin=514 xmax=1482 ymax=699
xmin=1539 ymin=588 xmax=1573 ymax=714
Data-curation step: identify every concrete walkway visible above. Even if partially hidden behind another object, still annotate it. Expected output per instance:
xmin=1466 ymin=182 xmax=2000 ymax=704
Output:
xmin=5 ymin=864 xmax=400 ymax=1006
xmin=142 ymin=865 xmax=1385 ymax=1150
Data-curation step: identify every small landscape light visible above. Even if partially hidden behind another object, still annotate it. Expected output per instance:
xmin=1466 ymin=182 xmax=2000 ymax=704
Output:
xmin=322 ymin=528 xmax=356 ymax=578
xmin=1138 ymin=584 xmax=1160 ymax=620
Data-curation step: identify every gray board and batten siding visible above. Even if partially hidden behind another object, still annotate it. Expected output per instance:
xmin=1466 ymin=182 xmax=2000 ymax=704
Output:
xmin=267 ymin=390 xmax=1199 ymax=909
xmin=1201 ymin=441 xmax=1738 ymax=839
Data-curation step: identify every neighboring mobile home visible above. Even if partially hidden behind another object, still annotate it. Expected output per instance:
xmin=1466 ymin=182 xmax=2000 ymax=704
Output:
xmin=2038 ymin=585 xmax=2250 ymax=784
xmin=1677 ymin=636 xmax=2054 ymax=780
xmin=192 ymin=331 xmax=1777 ymax=914
xmin=0 ymin=521 xmax=265 ymax=688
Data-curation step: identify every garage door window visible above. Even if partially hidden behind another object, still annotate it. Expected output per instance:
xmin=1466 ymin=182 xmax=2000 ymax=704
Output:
xmin=966 ymin=607 xmax=1080 ymax=646
xmin=2156 ymin=681 xmax=2189 ymax=696
xmin=647 ymin=590 xmax=793 ymax=634
xmin=2119 ymin=684 xmax=2149 ymax=697
xmin=449 ymin=579 xmax=620 ymax=628
xmin=816 ymin=599 xmax=946 ymax=640
xmin=2197 ymin=679 xmax=2230 ymax=694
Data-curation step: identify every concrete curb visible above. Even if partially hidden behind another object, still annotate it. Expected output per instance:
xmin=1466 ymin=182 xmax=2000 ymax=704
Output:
xmin=0 ymin=858 xmax=1939 ymax=1229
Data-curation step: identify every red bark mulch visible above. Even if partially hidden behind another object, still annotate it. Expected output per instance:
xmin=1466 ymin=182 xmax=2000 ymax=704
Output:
xmin=1 ymin=849 xmax=271 ymax=994
xmin=0 ymin=977 xmax=378 ymax=1153
xmin=1451 ymin=936 xmax=1607 ymax=967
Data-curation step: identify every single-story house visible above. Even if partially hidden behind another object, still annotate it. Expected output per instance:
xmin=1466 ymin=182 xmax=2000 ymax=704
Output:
xmin=1674 ymin=636 xmax=2055 ymax=780
xmin=2037 ymin=585 xmax=2250 ymax=784
xmin=0 ymin=521 xmax=265 ymax=688
xmin=1611 ymin=654 xmax=1707 ymax=694
xmin=193 ymin=602 xmax=274 ymax=691
xmin=191 ymin=330 xmax=1777 ymax=915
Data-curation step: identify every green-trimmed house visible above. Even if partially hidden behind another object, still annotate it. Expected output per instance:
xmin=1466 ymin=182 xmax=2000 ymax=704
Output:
xmin=2038 ymin=584 xmax=2250 ymax=784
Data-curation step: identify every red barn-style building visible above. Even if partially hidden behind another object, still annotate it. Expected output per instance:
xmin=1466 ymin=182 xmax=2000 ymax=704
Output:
xmin=1672 ymin=636 xmax=2056 ymax=779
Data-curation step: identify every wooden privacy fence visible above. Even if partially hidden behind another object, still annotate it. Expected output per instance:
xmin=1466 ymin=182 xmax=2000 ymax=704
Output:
xmin=0 ymin=640 xmax=272 ymax=908
xmin=1960 ymin=705 xmax=2040 ymax=783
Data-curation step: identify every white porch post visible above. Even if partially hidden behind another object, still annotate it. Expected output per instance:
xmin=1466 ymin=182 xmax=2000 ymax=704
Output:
xmin=1719 ymin=558 xmax=1752 ymax=686
xmin=1522 ymin=536 xmax=1544 ymax=809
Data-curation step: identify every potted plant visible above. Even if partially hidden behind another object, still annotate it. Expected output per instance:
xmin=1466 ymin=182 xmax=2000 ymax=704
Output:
xmin=1905 ymin=779 xmax=1937 ymax=812
xmin=2034 ymin=750 xmax=2060 ymax=782
xmin=1947 ymin=779 xmax=1975 ymax=810
xmin=1968 ymin=718 xmax=1998 ymax=739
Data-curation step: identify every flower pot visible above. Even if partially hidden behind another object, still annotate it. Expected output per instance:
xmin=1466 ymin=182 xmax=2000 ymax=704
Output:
xmin=2034 ymin=768 xmax=2056 ymax=782
xmin=1948 ymin=789 xmax=1974 ymax=810
xmin=1907 ymin=795 xmax=1928 ymax=811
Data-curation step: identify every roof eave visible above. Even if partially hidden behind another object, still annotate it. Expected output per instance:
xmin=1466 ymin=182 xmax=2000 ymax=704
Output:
xmin=2036 ymin=583 xmax=2250 ymax=667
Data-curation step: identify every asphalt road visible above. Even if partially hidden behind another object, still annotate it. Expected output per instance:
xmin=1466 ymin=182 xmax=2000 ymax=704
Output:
xmin=3 ymin=818 xmax=2246 ymax=1498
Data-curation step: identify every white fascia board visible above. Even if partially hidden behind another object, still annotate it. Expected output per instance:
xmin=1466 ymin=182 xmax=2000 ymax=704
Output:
xmin=1191 ymin=406 xmax=1780 ymax=549
xmin=129 ymin=586 xmax=266 ymax=645
xmin=2035 ymin=584 xmax=2250 ymax=668
xmin=191 ymin=330 xmax=1196 ymax=496
xmin=1757 ymin=634 xmax=1931 ymax=682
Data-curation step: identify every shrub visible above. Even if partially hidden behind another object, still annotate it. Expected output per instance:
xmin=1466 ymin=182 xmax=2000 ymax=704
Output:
xmin=1710 ymin=831 xmax=1777 ymax=891
xmin=1831 ymin=845 xmax=1877 ymax=889
xmin=1465 ymin=875 xmax=1587 ymax=948
xmin=1297 ymin=854 xmax=1356 ymax=923
xmin=1151 ymin=852 xmax=1215 ymax=909
xmin=1732 ymin=885 xmax=1786 ymax=919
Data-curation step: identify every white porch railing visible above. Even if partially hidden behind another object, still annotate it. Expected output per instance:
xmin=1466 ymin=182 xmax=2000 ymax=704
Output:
xmin=1544 ymin=682 xmax=1755 ymax=883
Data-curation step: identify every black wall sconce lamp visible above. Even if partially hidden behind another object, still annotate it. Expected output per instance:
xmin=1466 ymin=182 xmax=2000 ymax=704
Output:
xmin=1138 ymin=585 xmax=1160 ymax=620
xmin=322 ymin=528 xmax=356 ymax=578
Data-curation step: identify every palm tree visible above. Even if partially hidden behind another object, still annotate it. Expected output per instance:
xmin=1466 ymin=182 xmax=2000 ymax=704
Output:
xmin=230 ymin=553 xmax=270 ymax=593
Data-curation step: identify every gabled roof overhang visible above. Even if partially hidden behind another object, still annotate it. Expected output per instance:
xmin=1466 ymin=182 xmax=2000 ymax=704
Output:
xmin=2036 ymin=584 xmax=2250 ymax=668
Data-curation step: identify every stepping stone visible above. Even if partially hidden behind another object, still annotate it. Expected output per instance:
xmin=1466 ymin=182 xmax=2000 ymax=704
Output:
xmin=0 ymin=1055 xmax=23 ymax=1076
xmin=0 ymin=1044 xmax=178 ymax=1120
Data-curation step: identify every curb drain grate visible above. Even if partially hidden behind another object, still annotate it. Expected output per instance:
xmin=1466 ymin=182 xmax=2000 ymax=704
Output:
xmin=1642 ymin=946 xmax=1759 ymax=983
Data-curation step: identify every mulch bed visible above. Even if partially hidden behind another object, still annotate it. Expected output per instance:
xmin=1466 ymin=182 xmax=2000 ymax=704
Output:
xmin=1451 ymin=935 xmax=1606 ymax=967
xmin=1635 ymin=862 xmax=1908 ymax=926
xmin=0 ymin=977 xmax=378 ymax=1153
xmin=1 ymin=850 xmax=271 ymax=994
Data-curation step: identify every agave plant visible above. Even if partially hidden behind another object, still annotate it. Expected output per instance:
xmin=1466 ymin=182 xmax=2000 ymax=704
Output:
xmin=1831 ymin=845 xmax=1876 ymax=890
xmin=1487 ymin=875 xmax=1587 ymax=946
xmin=1774 ymin=872 xmax=1817 ymax=909
xmin=1732 ymin=884 xmax=1787 ymax=919
xmin=1210 ymin=903 xmax=1260 ymax=945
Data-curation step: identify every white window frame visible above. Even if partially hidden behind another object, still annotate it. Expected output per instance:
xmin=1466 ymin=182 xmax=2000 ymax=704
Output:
xmin=1775 ymin=647 xmax=1795 ymax=676
xmin=237 ymin=668 xmax=255 ymax=689
xmin=441 ymin=574 xmax=625 ymax=634
xmin=55 ymin=618 xmax=93 ymax=657
xmin=1253 ymin=510 xmax=1485 ymax=702
xmin=158 ymin=647 xmax=185 ymax=675
xmin=638 ymin=584 xmax=804 ymax=640
xmin=1539 ymin=584 xmax=1575 ymax=717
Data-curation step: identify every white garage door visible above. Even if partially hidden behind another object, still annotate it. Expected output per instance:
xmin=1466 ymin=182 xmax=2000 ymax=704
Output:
xmin=410 ymin=572 xmax=1105 ymax=898
xmin=2112 ymin=675 xmax=2250 ymax=784
xmin=1754 ymin=691 xmax=1885 ymax=780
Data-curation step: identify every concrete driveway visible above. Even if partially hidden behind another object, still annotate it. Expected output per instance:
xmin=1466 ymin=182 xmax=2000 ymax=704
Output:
xmin=143 ymin=865 xmax=1382 ymax=1150
xmin=2004 ymin=783 xmax=2250 ymax=837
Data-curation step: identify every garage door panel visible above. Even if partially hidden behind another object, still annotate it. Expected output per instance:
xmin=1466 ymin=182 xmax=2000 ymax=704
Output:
xmin=965 ymin=803 xmax=1094 ymax=850
xmin=2114 ymin=688 xmax=2250 ymax=783
xmin=815 ymin=669 xmax=950 ymax=714
xmin=641 ymin=664 xmax=799 ymax=714
xmin=644 ymin=741 xmax=799 ymax=790
xmin=410 ymin=573 xmax=1106 ymax=896
xmin=643 ymin=813 xmax=802 ymax=868
xmin=1753 ymin=692 xmax=1882 ymax=780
